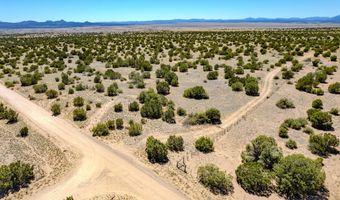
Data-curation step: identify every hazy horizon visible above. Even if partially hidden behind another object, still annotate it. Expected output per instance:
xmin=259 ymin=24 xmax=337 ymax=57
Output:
xmin=1 ymin=0 xmax=340 ymax=22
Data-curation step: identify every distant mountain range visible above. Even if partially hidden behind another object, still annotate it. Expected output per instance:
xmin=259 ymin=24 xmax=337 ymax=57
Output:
xmin=1 ymin=16 xmax=340 ymax=29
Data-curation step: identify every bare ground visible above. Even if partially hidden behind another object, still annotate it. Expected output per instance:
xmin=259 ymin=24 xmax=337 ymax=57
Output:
xmin=0 ymin=83 xmax=188 ymax=200
xmin=0 ymin=113 xmax=76 ymax=200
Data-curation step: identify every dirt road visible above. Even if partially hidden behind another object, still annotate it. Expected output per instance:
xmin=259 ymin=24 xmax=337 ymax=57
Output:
xmin=0 ymin=67 xmax=280 ymax=200
xmin=0 ymin=84 xmax=187 ymax=200
xmin=216 ymin=67 xmax=281 ymax=141
xmin=147 ymin=67 xmax=281 ymax=143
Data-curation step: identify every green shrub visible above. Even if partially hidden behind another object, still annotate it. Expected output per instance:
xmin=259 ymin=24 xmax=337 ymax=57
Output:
xmin=156 ymin=81 xmax=170 ymax=95
xmin=307 ymin=108 xmax=319 ymax=120
xmin=114 ymin=103 xmax=123 ymax=112
xmin=4 ymin=108 xmax=18 ymax=123
xmin=4 ymin=81 xmax=14 ymax=88
xmin=312 ymin=99 xmax=323 ymax=109
xmin=283 ymin=118 xmax=308 ymax=130
xmin=45 ymin=89 xmax=58 ymax=99
xmin=291 ymin=63 xmax=304 ymax=72
xmin=186 ymin=112 xmax=209 ymax=125
xmin=309 ymin=110 xmax=333 ymax=130
xmin=92 ymin=123 xmax=109 ymax=137
xmin=145 ymin=136 xmax=168 ymax=163
xmin=178 ymin=62 xmax=188 ymax=72
xmin=128 ymin=121 xmax=143 ymax=136
xmin=295 ymin=73 xmax=319 ymax=93
xmin=128 ymin=101 xmax=139 ymax=112
xmin=176 ymin=107 xmax=187 ymax=116
xmin=73 ymin=96 xmax=84 ymax=107
xmin=303 ymin=127 xmax=314 ymax=135
xmin=0 ymin=161 xmax=34 ymax=195
xmin=95 ymin=83 xmax=105 ymax=93
xmin=116 ymin=118 xmax=124 ymax=130
xmin=61 ymin=73 xmax=73 ymax=85
xmin=236 ymin=162 xmax=271 ymax=195
xmin=231 ymin=82 xmax=243 ymax=91
xmin=224 ymin=70 xmax=235 ymax=80
xmin=19 ymin=127 xmax=29 ymax=137
xmin=166 ymin=135 xmax=184 ymax=152
xmin=205 ymin=108 xmax=221 ymax=124
xmin=197 ymin=164 xmax=233 ymax=195
xmin=312 ymin=88 xmax=324 ymax=96
xmin=207 ymin=71 xmax=218 ymax=80
xmin=312 ymin=59 xmax=320 ymax=67
xmin=278 ymin=125 xmax=289 ymax=138
xmin=107 ymin=82 xmax=119 ymax=96
xmin=195 ymin=136 xmax=214 ymax=153
xmin=68 ymin=88 xmax=74 ymax=94
xmin=164 ymin=71 xmax=179 ymax=87
xmin=282 ymin=70 xmax=294 ymax=80
xmin=183 ymin=86 xmax=209 ymax=100
xmin=315 ymin=70 xmax=327 ymax=83
xmin=328 ymin=82 xmax=340 ymax=94
xmin=330 ymin=55 xmax=337 ymax=61
xmin=86 ymin=104 xmax=91 ymax=111
xmin=274 ymin=154 xmax=325 ymax=198
xmin=156 ymin=64 xmax=170 ymax=78
xmin=276 ymin=98 xmax=295 ymax=109
xmin=286 ymin=139 xmax=297 ymax=149
xmin=241 ymin=135 xmax=283 ymax=169
xmin=20 ymin=74 xmax=38 ymax=86
xmin=138 ymin=89 xmax=158 ymax=104
xmin=129 ymin=71 xmax=145 ymax=88
xmin=162 ymin=106 xmax=176 ymax=124
xmin=203 ymin=65 xmax=212 ymax=72
xmin=309 ymin=133 xmax=339 ymax=156
xmin=33 ymin=84 xmax=48 ymax=93
xmin=329 ymin=108 xmax=339 ymax=116
xmin=104 ymin=69 xmax=121 ymax=80
xmin=245 ymin=81 xmax=259 ymax=96
xmin=320 ymin=66 xmax=337 ymax=75
xmin=234 ymin=67 xmax=244 ymax=75
xmin=141 ymin=98 xmax=163 ymax=119
xmin=75 ymin=83 xmax=85 ymax=91
xmin=94 ymin=75 xmax=101 ymax=83
xmin=143 ymin=71 xmax=151 ymax=79
xmin=58 ymin=83 xmax=65 ymax=90
xmin=106 ymin=119 xmax=115 ymax=130
xmin=73 ymin=108 xmax=87 ymax=121
xmin=51 ymin=103 xmax=61 ymax=116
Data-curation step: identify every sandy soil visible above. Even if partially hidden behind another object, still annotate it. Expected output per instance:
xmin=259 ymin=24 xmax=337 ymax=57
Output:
xmin=127 ymin=53 xmax=340 ymax=200
xmin=187 ymin=54 xmax=340 ymax=200
xmin=0 ymin=119 xmax=75 ymax=200
xmin=0 ymin=53 xmax=281 ymax=200
xmin=0 ymin=31 xmax=339 ymax=200
xmin=0 ymin=83 xmax=187 ymax=200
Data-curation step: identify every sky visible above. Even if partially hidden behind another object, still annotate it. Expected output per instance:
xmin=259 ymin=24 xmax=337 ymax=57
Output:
xmin=1 ymin=0 xmax=340 ymax=22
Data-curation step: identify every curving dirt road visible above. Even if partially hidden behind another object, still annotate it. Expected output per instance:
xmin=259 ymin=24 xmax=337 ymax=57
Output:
xmin=216 ymin=67 xmax=281 ymax=140
xmin=0 ymin=68 xmax=280 ymax=200
xmin=148 ymin=67 xmax=281 ymax=142
xmin=0 ymin=84 xmax=188 ymax=200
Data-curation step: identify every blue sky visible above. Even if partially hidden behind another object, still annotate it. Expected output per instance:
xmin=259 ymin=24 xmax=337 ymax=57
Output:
xmin=1 ymin=0 xmax=340 ymax=22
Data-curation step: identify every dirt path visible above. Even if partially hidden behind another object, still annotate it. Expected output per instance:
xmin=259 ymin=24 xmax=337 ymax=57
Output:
xmin=85 ymin=100 xmax=115 ymax=131
xmin=147 ymin=67 xmax=281 ymax=143
xmin=0 ymin=67 xmax=279 ymax=200
xmin=215 ymin=67 xmax=281 ymax=142
xmin=0 ymin=85 xmax=187 ymax=200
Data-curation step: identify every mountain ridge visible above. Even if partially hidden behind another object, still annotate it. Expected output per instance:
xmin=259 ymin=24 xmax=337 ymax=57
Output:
xmin=1 ymin=15 xmax=340 ymax=29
